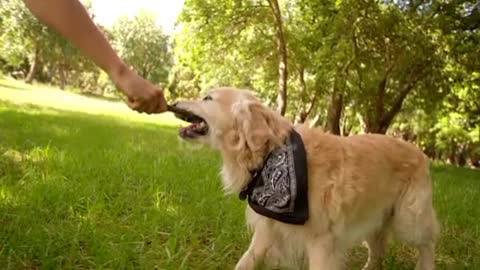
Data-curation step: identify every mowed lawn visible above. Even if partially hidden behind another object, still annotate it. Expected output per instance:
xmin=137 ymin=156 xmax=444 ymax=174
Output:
xmin=1 ymin=77 xmax=479 ymax=269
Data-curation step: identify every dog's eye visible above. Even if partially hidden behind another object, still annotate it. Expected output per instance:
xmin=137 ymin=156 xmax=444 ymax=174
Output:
xmin=203 ymin=95 xmax=213 ymax=101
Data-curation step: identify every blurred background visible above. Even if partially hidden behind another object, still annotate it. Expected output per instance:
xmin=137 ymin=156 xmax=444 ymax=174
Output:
xmin=0 ymin=0 xmax=479 ymax=167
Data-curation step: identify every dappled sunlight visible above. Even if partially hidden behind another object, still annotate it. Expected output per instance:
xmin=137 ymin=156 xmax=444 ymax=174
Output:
xmin=174 ymin=136 xmax=212 ymax=152
xmin=28 ymin=145 xmax=66 ymax=164
xmin=0 ymin=76 xmax=42 ymax=91
xmin=2 ymin=145 xmax=64 ymax=165
xmin=0 ymin=0 xmax=479 ymax=264
xmin=153 ymin=191 xmax=179 ymax=216
xmin=0 ymin=185 xmax=18 ymax=206
xmin=0 ymin=95 xmax=478 ymax=270
xmin=0 ymin=78 xmax=182 ymax=127
xmin=125 ymin=132 xmax=212 ymax=156
xmin=2 ymin=148 xmax=23 ymax=163
xmin=0 ymin=146 xmax=66 ymax=212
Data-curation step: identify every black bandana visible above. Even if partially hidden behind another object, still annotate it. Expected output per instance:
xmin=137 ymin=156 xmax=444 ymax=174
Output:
xmin=239 ymin=129 xmax=309 ymax=225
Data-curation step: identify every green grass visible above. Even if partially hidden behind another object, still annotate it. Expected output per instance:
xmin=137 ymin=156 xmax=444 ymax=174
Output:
xmin=0 ymin=76 xmax=180 ymax=126
xmin=1 ymin=78 xmax=479 ymax=269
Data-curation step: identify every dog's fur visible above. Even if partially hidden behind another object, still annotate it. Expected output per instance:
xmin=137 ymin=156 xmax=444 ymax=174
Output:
xmin=174 ymin=87 xmax=440 ymax=270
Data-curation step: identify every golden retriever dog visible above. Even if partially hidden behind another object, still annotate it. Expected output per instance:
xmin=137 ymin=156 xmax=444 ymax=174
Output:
xmin=172 ymin=87 xmax=439 ymax=270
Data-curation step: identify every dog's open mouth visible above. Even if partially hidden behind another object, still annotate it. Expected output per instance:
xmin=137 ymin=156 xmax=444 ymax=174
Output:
xmin=168 ymin=105 xmax=209 ymax=139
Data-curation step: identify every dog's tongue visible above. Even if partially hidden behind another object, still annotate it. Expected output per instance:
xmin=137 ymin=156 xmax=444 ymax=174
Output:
xmin=180 ymin=122 xmax=204 ymax=137
xmin=179 ymin=126 xmax=190 ymax=137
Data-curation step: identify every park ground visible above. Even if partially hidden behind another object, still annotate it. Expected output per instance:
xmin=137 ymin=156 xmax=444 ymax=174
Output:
xmin=0 ymin=77 xmax=479 ymax=269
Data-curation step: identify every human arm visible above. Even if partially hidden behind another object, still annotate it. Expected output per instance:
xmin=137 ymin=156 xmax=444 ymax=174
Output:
xmin=23 ymin=0 xmax=166 ymax=113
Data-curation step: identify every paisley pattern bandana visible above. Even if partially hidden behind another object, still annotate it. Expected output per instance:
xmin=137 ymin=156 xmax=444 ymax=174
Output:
xmin=239 ymin=129 xmax=309 ymax=225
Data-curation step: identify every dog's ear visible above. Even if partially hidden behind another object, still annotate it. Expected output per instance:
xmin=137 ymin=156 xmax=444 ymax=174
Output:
xmin=231 ymin=100 xmax=290 ymax=152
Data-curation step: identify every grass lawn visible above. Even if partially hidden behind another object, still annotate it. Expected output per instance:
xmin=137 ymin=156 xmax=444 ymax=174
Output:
xmin=1 ymin=77 xmax=479 ymax=269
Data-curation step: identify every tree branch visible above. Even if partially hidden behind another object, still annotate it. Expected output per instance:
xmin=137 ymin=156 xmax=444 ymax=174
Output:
xmin=305 ymin=92 xmax=319 ymax=117
xmin=379 ymin=67 xmax=426 ymax=130
xmin=376 ymin=64 xmax=394 ymax=124
xmin=267 ymin=0 xmax=288 ymax=115
xmin=352 ymin=31 xmax=364 ymax=93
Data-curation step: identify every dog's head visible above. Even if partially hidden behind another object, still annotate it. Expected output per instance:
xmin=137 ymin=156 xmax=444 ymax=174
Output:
xmin=172 ymin=87 xmax=292 ymax=171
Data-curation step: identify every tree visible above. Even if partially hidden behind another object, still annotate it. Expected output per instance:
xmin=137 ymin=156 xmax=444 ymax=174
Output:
xmin=0 ymin=0 xmax=96 ymax=87
xmin=382 ymin=0 xmax=480 ymax=166
xmin=0 ymin=0 xmax=51 ymax=82
xmin=286 ymin=0 xmax=335 ymax=125
xmin=267 ymin=0 xmax=288 ymax=115
xmin=112 ymin=11 xmax=172 ymax=85
xmin=175 ymin=0 xmax=290 ymax=114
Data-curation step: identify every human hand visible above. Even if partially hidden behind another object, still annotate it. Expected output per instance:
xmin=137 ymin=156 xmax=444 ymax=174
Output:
xmin=111 ymin=64 xmax=167 ymax=114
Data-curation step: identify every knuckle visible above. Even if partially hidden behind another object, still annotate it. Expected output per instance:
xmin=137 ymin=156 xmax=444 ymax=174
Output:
xmin=129 ymin=102 xmax=142 ymax=111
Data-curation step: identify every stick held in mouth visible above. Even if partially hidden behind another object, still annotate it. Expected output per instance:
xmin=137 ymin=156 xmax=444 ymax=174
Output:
xmin=167 ymin=104 xmax=203 ymax=123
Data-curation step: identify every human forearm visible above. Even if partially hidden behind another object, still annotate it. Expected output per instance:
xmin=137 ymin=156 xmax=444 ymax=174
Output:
xmin=23 ymin=0 xmax=167 ymax=113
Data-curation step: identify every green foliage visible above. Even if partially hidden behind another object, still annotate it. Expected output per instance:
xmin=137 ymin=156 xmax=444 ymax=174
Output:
xmin=434 ymin=113 xmax=471 ymax=151
xmin=0 ymin=0 xmax=97 ymax=87
xmin=174 ymin=0 xmax=478 ymax=162
xmin=0 ymin=1 xmax=172 ymax=94
xmin=175 ymin=0 xmax=450 ymax=128
xmin=175 ymin=0 xmax=280 ymax=103
xmin=112 ymin=11 xmax=172 ymax=85
xmin=0 ymin=0 xmax=47 ymax=67
xmin=167 ymin=63 xmax=202 ymax=99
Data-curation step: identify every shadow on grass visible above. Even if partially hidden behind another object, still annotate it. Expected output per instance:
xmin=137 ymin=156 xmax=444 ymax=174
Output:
xmin=0 ymin=81 xmax=30 ymax=91
xmin=1 ymin=101 xmax=479 ymax=269
xmin=0 ymin=101 xmax=250 ymax=269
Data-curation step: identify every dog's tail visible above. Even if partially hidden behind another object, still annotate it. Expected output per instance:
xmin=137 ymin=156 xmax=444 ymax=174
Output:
xmin=392 ymin=155 xmax=440 ymax=246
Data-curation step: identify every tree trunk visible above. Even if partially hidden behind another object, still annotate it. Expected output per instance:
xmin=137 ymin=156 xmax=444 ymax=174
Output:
xmin=323 ymin=58 xmax=352 ymax=134
xmin=268 ymin=0 xmax=288 ymax=116
xmin=325 ymin=89 xmax=343 ymax=135
xmin=59 ymin=64 xmax=67 ymax=90
xmin=364 ymin=121 xmax=388 ymax=134
xmin=298 ymin=97 xmax=317 ymax=123
xmin=470 ymin=143 xmax=480 ymax=168
xmin=324 ymin=75 xmax=344 ymax=135
xmin=457 ymin=149 xmax=467 ymax=167
xmin=363 ymin=71 xmax=424 ymax=134
xmin=341 ymin=115 xmax=352 ymax=136
xmin=448 ymin=148 xmax=456 ymax=164
xmin=25 ymin=47 xmax=40 ymax=84
xmin=297 ymin=66 xmax=318 ymax=124
xmin=309 ymin=113 xmax=321 ymax=128
xmin=424 ymin=144 xmax=437 ymax=160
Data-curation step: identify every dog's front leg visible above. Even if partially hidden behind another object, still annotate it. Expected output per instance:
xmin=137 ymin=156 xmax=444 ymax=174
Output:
xmin=235 ymin=229 xmax=274 ymax=270
xmin=307 ymin=235 xmax=343 ymax=270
